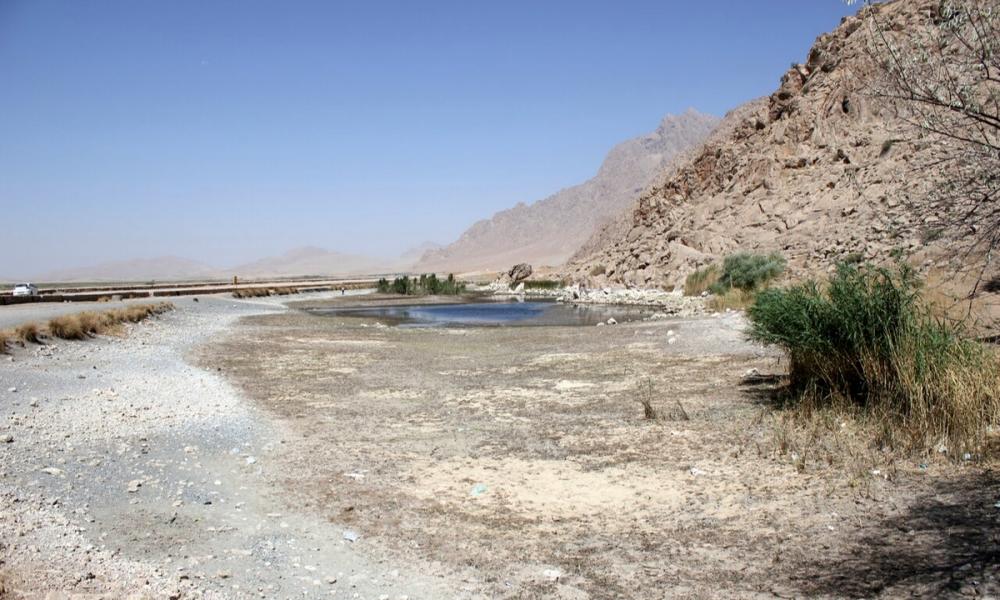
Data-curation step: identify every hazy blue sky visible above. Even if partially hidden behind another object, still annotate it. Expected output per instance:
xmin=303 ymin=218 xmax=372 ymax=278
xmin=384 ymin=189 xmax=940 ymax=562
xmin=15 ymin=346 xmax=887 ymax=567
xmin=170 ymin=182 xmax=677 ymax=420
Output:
xmin=0 ymin=1 xmax=858 ymax=276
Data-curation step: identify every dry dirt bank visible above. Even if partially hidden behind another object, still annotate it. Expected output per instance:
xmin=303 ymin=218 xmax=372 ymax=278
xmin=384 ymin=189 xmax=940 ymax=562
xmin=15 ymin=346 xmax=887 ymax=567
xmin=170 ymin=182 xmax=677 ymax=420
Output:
xmin=202 ymin=297 xmax=1000 ymax=599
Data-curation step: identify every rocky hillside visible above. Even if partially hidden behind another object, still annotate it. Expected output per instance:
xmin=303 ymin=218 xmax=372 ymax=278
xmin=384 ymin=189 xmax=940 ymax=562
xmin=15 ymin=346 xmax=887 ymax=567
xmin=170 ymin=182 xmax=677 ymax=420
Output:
xmin=567 ymin=0 xmax=993 ymax=294
xmin=569 ymin=99 xmax=767 ymax=268
xmin=415 ymin=109 xmax=720 ymax=274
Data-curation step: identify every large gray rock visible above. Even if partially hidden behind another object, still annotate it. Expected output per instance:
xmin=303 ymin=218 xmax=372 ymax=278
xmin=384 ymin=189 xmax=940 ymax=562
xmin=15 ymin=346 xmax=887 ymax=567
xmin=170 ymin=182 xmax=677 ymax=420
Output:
xmin=507 ymin=263 xmax=533 ymax=285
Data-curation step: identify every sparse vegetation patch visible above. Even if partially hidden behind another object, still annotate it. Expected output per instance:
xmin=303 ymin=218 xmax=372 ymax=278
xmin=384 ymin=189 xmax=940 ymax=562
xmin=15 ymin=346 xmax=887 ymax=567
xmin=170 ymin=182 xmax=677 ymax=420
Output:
xmin=376 ymin=274 xmax=465 ymax=296
xmin=523 ymin=279 xmax=564 ymax=290
xmin=684 ymin=252 xmax=786 ymax=310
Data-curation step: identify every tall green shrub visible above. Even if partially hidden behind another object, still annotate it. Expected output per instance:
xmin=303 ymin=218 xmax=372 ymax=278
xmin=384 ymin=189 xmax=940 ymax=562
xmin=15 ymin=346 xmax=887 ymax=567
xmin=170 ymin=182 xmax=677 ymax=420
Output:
xmin=711 ymin=252 xmax=786 ymax=293
xmin=380 ymin=274 xmax=465 ymax=296
xmin=748 ymin=263 xmax=1000 ymax=453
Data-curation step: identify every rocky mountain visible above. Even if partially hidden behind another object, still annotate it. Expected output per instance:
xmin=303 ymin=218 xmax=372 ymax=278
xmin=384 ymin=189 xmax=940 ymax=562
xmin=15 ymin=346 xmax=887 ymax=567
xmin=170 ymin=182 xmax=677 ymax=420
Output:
xmin=415 ymin=109 xmax=721 ymax=274
xmin=41 ymin=257 xmax=221 ymax=283
xmin=568 ymin=99 xmax=768 ymax=269
xmin=398 ymin=241 xmax=443 ymax=265
xmin=567 ymin=0 xmax=995 ymax=295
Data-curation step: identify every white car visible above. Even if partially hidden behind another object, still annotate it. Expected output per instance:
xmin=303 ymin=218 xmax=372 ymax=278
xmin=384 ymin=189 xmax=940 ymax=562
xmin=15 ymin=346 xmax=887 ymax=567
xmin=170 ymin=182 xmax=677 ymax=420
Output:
xmin=12 ymin=283 xmax=39 ymax=297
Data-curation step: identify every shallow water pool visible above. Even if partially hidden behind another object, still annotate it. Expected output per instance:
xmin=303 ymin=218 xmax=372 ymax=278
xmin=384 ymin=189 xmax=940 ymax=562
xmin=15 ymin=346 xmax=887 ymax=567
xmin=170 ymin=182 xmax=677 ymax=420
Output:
xmin=310 ymin=299 xmax=656 ymax=327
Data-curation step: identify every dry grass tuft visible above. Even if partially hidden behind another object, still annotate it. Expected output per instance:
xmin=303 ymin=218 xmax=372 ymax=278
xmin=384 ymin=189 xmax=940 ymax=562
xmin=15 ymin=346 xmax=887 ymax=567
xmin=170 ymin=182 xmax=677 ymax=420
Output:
xmin=14 ymin=323 xmax=43 ymax=344
xmin=684 ymin=264 xmax=720 ymax=296
xmin=47 ymin=315 xmax=88 ymax=340
xmin=635 ymin=379 xmax=690 ymax=421
xmin=0 ymin=330 xmax=9 ymax=354
xmin=707 ymin=288 xmax=755 ymax=311
xmin=46 ymin=302 xmax=174 ymax=341
xmin=232 ymin=286 xmax=299 ymax=299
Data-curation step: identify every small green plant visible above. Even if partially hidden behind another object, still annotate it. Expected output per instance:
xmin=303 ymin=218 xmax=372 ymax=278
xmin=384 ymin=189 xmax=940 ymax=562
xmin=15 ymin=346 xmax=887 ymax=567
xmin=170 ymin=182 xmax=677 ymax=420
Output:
xmin=710 ymin=252 xmax=786 ymax=294
xmin=841 ymin=252 xmax=864 ymax=265
xmin=747 ymin=262 xmax=1000 ymax=454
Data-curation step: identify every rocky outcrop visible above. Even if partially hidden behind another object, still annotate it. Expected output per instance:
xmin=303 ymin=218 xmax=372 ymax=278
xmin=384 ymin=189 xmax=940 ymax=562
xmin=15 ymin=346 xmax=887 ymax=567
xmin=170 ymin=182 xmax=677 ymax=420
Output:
xmin=566 ymin=0 xmax=988 ymax=294
xmin=487 ymin=281 xmax=707 ymax=315
xmin=506 ymin=263 xmax=533 ymax=285
xmin=415 ymin=110 xmax=721 ymax=274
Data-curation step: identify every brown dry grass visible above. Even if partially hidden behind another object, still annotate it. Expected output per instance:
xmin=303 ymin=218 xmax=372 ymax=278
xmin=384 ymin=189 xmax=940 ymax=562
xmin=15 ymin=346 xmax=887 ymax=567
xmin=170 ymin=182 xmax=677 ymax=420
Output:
xmin=707 ymin=288 xmax=755 ymax=311
xmin=14 ymin=323 xmax=42 ymax=344
xmin=233 ymin=286 xmax=300 ymax=299
xmin=46 ymin=315 xmax=88 ymax=340
xmin=46 ymin=302 xmax=174 ymax=341
xmin=684 ymin=264 xmax=720 ymax=296
xmin=0 ymin=330 xmax=8 ymax=354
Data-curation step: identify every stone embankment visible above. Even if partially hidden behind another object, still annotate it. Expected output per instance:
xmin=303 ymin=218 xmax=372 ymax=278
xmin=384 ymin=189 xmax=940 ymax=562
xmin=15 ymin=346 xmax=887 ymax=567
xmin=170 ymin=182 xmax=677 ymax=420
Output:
xmin=484 ymin=282 xmax=707 ymax=317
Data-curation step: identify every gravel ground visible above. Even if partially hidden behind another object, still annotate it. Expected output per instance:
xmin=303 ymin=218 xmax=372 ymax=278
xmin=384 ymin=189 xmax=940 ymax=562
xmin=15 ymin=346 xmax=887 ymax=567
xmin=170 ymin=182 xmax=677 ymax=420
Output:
xmin=0 ymin=291 xmax=454 ymax=599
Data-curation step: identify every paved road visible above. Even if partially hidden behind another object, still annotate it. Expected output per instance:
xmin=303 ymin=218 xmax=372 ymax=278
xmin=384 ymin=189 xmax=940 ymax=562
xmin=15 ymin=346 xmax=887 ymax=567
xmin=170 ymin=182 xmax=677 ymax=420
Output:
xmin=0 ymin=278 xmax=378 ymax=329
xmin=0 ymin=288 xmax=376 ymax=330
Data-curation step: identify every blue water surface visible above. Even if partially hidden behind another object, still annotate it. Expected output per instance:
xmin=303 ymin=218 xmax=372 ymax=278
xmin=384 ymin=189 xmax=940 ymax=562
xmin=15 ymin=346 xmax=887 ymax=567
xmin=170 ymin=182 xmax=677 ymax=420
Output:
xmin=312 ymin=300 xmax=654 ymax=327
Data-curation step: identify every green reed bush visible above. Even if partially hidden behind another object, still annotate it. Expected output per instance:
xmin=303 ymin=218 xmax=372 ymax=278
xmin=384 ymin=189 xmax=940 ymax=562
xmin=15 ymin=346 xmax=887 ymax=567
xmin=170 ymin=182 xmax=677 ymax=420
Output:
xmin=748 ymin=263 xmax=1000 ymax=454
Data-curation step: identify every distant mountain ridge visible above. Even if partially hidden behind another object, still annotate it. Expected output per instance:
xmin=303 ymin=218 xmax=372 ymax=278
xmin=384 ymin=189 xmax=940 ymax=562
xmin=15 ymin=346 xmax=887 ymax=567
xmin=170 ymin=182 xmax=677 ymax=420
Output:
xmin=41 ymin=256 xmax=220 ymax=283
xmin=415 ymin=109 xmax=721 ymax=274
xmin=33 ymin=245 xmax=431 ymax=282
xmin=230 ymin=246 xmax=389 ymax=278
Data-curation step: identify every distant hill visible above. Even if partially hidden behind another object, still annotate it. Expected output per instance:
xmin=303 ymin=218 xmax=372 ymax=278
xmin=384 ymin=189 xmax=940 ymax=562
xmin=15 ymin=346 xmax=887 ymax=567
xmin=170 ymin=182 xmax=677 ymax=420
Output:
xmin=231 ymin=246 xmax=392 ymax=278
xmin=29 ymin=244 xmax=435 ymax=283
xmin=398 ymin=241 xmax=443 ymax=265
xmin=415 ymin=109 xmax=720 ymax=274
xmin=41 ymin=256 xmax=221 ymax=282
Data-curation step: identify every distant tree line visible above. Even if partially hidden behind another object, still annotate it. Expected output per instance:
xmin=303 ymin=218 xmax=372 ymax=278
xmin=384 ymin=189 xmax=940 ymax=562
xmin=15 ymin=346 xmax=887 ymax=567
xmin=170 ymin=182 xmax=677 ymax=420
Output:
xmin=377 ymin=273 xmax=466 ymax=296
